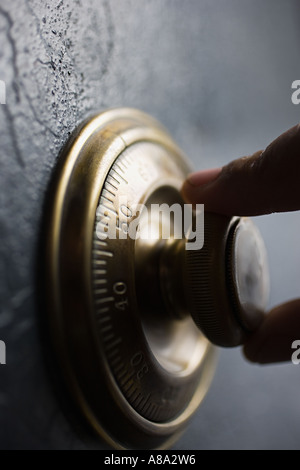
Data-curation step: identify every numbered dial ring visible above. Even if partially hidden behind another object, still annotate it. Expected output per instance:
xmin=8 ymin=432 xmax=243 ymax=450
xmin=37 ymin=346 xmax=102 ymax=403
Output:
xmin=45 ymin=109 xmax=216 ymax=450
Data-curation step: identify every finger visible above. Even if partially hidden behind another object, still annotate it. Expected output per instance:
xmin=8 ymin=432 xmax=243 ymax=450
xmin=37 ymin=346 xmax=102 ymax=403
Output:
xmin=181 ymin=124 xmax=300 ymax=216
xmin=243 ymin=298 xmax=300 ymax=364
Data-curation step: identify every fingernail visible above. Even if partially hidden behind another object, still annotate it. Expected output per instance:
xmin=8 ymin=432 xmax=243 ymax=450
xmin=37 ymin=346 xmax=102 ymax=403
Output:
xmin=187 ymin=167 xmax=222 ymax=187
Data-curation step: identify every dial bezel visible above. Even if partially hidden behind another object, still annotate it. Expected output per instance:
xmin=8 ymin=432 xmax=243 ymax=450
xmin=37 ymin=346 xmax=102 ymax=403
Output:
xmin=44 ymin=108 xmax=217 ymax=449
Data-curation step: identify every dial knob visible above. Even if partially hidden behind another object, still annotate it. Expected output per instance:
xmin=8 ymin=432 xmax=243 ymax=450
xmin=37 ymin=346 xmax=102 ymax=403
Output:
xmin=183 ymin=213 xmax=269 ymax=347
xmin=145 ymin=211 xmax=269 ymax=348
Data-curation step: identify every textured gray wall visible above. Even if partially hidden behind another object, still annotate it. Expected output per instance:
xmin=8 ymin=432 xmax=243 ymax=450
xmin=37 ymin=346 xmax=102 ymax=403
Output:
xmin=1 ymin=0 xmax=300 ymax=449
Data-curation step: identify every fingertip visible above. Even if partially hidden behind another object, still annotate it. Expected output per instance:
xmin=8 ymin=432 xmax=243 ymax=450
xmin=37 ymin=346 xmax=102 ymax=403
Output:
xmin=242 ymin=299 xmax=300 ymax=365
xmin=180 ymin=179 xmax=193 ymax=204
xmin=181 ymin=167 xmax=222 ymax=204
xmin=243 ymin=336 xmax=295 ymax=365
xmin=242 ymin=341 xmax=259 ymax=364
xmin=186 ymin=168 xmax=222 ymax=187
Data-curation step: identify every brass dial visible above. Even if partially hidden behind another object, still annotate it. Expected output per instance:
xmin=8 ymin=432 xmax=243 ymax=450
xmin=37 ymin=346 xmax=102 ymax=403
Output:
xmin=44 ymin=108 xmax=268 ymax=449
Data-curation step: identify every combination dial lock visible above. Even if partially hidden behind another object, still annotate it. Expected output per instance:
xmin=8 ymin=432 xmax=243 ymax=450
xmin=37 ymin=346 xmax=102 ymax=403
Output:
xmin=45 ymin=108 xmax=269 ymax=449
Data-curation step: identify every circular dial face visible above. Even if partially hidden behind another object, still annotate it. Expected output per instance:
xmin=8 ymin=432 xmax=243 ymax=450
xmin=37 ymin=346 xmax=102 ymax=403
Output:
xmin=92 ymin=142 xmax=209 ymax=423
xmin=45 ymin=108 xmax=217 ymax=450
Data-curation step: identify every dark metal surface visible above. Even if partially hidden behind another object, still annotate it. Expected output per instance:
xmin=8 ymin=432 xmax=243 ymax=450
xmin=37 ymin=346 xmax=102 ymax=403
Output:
xmin=1 ymin=0 xmax=300 ymax=449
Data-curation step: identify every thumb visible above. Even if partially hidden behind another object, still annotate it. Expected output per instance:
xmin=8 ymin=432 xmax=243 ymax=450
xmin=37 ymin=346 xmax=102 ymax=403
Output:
xmin=181 ymin=124 xmax=300 ymax=216
xmin=243 ymin=299 xmax=300 ymax=364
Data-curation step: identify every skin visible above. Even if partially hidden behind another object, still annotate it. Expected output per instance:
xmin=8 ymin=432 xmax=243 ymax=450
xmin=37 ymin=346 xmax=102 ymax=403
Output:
xmin=181 ymin=124 xmax=300 ymax=364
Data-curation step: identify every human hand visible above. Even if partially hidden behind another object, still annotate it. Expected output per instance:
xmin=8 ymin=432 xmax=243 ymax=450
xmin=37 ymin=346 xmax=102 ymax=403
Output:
xmin=181 ymin=124 xmax=300 ymax=364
